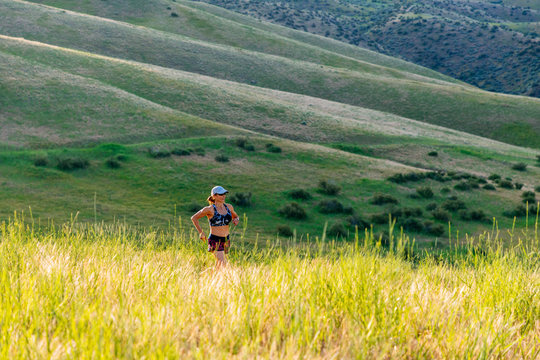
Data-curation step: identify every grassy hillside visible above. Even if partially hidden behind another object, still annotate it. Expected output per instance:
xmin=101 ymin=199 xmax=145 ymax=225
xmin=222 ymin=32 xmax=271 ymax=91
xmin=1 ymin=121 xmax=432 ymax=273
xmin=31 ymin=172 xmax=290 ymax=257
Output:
xmin=1 ymin=2 xmax=540 ymax=148
xmin=200 ymin=0 xmax=540 ymax=96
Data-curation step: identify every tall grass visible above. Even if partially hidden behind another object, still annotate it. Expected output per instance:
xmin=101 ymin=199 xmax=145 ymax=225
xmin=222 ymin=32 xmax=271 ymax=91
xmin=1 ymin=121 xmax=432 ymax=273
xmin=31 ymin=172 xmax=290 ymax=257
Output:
xmin=0 ymin=214 xmax=538 ymax=359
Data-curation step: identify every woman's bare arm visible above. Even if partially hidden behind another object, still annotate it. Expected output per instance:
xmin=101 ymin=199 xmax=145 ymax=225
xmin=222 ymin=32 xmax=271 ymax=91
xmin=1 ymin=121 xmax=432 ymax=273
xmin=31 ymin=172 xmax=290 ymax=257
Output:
xmin=191 ymin=206 xmax=212 ymax=239
xmin=228 ymin=204 xmax=240 ymax=226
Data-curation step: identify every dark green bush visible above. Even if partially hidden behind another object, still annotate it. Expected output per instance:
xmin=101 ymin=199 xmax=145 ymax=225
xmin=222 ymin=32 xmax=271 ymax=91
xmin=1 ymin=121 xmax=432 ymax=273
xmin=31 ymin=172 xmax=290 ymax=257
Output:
xmin=454 ymin=181 xmax=471 ymax=191
xmin=318 ymin=180 xmax=341 ymax=196
xmin=318 ymin=200 xmax=344 ymax=214
xmin=266 ymin=144 xmax=282 ymax=153
xmin=346 ymin=215 xmax=368 ymax=229
xmin=370 ymin=213 xmax=389 ymax=224
xmin=343 ymin=206 xmax=354 ymax=215
xmin=470 ymin=209 xmax=487 ymax=221
xmin=514 ymin=183 xmax=524 ymax=190
xmin=512 ymin=162 xmax=527 ymax=171
xmin=116 ymin=154 xmax=127 ymax=162
xmin=432 ymin=209 xmax=450 ymax=222
xmin=402 ymin=218 xmax=424 ymax=232
xmin=424 ymin=221 xmax=445 ymax=236
xmin=442 ymin=199 xmax=466 ymax=211
xmin=488 ymin=174 xmax=501 ymax=181
xmin=483 ymin=184 xmax=496 ymax=190
xmin=403 ymin=207 xmax=423 ymax=217
xmin=105 ymin=158 xmax=121 ymax=169
xmin=458 ymin=209 xmax=472 ymax=220
xmin=522 ymin=191 xmax=536 ymax=204
xmin=370 ymin=193 xmax=399 ymax=205
xmin=499 ymin=180 xmax=514 ymax=189
xmin=503 ymin=205 xmax=527 ymax=218
xmin=215 ymin=155 xmax=229 ymax=163
xmin=230 ymin=192 xmax=252 ymax=207
xmin=56 ymin=157 xmax=90 ymax=171
xmin=426 ymin=203 xmax=438 ymax=211
xmin=193 ymin=148 xmax=205 ymax=156
xmin=279 ymin=203 xmax=307 ymax=220
xmin=289 ymin=189 xmax=312 ymax=200
xmin=148 ymin=147 xmax=171 ymax=158
xmin=416 ymin=186 xmax=434 ymax=198
xmin=244 ymin=144 xmax=255 ymax=152
xmin=427 ymin=151 xmax=438 ymax=157
xmin=277 ymin=225 xmax=293 ymax=237
xmin=440 ymin=187 xmax=451 ymax=194
xmin=172 ymin=148 xmax=191 ymax=156
xmin=328 ymin=222 xmax=347 ymax=237
xmin=33 ymin=156 xmax=48 ymax=167
xmin=235 ymin=137 xmax=248 ymax=148
xmin=535 ymin=186 xmax=540 ymax=192
xmin=188 ymin=203 xmax=201 ymax=213
xmin=387 ymin=172 xmax=425 ymax=184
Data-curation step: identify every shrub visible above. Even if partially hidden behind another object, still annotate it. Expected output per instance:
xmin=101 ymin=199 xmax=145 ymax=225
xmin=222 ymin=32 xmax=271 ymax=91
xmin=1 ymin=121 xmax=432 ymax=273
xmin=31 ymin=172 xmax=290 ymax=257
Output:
xmin=488 ymin=174 xmax=501 ymax=181
xmin=171 ymin=12 xmax=179 ymax=17
xmin=193 ymin=148 xmax=205 ymax=156
xmin=440 ymin=187 xmax=451 ymax=194
xmin=266 ymin=144 xmax=282 ymax=153
xmin=215 ymin=155 xmax=229 ymax=163
xmin=56 ymin=157 xmax=89 ymax=171
xmin=426 ymin=203 xmax=438 ymax=211
xmin=289 ymin=189 xmax=312 ymax=200
xmin=458 ymin=209 xmax=472 ymax=220
xmin=403 ymin=207 xmax=423 ymax=217
xmin=416 ymin=186 xmax=434 ymax=198
xmin=346 ymin=215 xmax=368 ymax=229
xmin=188 ymin=203 xmax=201 ymax=212
xmin=235 ymin=137 xmax=248 ymax=148
xmin=33 ymin=156 xmax=48 ymax=167
xmin=483 ymin=184 xmax=496 ymax=190
xmin=427 ymin=151 xmax=438 ymax=157
xmin=535 ymin=186 xmax=540 ymax=192
xmin=514 ymin=183 xmax=524 ymax=190
xmin=442 ymin=199 xmax=466 ymax=212
xmin=470 ymin=209 xmax=487 ymax=221
xmin=276 ymin=225 xmax=293 ymax=237
xmin=105 ymin=158 xmax=121 ymax=169
xmin=230 ymin=192 xmax=252 ymax=207
xmin=454 ymin=181 xmax=471 ymax=191
xmin=244 ymin=144 xmax=255 ymax=152
xmin=318 ymin=180 xmax=341 ymax=196
xmin=512 ymin=162 xmax=527 ymax=171
xmin=370 ymin=213 xmax=389 ymax=224
xmin=318 ymin=200 xmax=344 ymax=214
xmin=172 ymin=148 xmax=191 ymax=156
xmin=116 ymin=154 xmax=127 ymax=162
xmin=521 ymin=191 xmax=536 ymax=204
xmin=503 ymin=205 xmax=527 ymax=218
xmin=328 ymin=222 xmax=347 ymax=237
xmin=499 ymin=180 xmax=514 ymax=189
xmin=387 ymin=172 xmax=425 ymax=184
xmin=432 ymin=209 xmax=450 ymax=222
xmin=278 ymin=203 xmax=307 ymax=219
xmin=424 ymin=221 xmax=445 ymax=236
xmin=370 ymin=193 xmax=399 ymax=205
xmin=148 ymin=147 xmax=171 ymax=158
xmin=402 ymin=218 xmax=424 ymax=232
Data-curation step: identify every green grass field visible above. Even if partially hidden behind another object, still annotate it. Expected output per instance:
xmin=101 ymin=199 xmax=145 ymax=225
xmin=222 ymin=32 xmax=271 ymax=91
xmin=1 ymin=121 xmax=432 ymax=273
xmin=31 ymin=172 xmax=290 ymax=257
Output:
xmin=1 ymin=216 xmax=538 ymax=358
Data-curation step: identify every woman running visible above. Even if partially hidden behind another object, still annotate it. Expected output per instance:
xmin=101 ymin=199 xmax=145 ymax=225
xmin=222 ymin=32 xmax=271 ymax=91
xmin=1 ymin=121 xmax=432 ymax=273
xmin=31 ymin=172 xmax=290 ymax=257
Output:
xmin=191 ymin=186 xmax=240 ymax=268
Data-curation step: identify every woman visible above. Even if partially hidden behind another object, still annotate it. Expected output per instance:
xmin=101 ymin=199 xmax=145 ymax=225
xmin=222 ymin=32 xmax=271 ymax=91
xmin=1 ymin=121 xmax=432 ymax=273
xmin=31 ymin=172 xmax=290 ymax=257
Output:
xmin=191 ymin=186 xmax=240 ymax=268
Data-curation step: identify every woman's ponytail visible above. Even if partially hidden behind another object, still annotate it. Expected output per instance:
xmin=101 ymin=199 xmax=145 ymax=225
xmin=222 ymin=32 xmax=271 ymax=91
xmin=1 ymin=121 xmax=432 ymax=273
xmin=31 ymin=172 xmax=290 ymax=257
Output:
xmin=207 ymin=195 xmax=215 ymax=205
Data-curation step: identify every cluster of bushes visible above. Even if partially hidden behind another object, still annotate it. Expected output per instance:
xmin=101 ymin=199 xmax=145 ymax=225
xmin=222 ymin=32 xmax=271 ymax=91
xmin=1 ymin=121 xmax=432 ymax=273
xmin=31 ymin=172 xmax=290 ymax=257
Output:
xmin=265 ymin=143 xmax=282 ymax=153
xmin=388 ymin=170 xmax=487 ymax=185
xmin=56 ymin=157 xmax=90 ymax=171
xmin=511 ymin=162 xmax=527 ymax=171
xmin=370 ymin=193 xmax=398 ymax=205
xmin=317 ymin=199 xmax=353 ymax=214
xmin=522 ymin=191 xmax=536 ymax=204
xmin=235 ymin=138 xmax=255 ymax=152
xmin=503 ymin=203 xmax=538 ymax=218
xmin=459 ymin=209 xmax=488 ymax=222
xmin=278 ymin=202 xmax=307 ymax=219
xmin=229 ymin=192 xmax=252 ymax=207
xmin=288 ymin=189 xmax=311 ymax=200
xmin=215 ymin=155 xmax=229 ymax=163
xmin=369 ymin=206 xmax=443 ymax=236
xmin=318 ymin=180 xmax=341 ymax=195
xmin=148 ymin=146 xmax=204 ymax=158
xmin=416 ymin=186 xmax=434 ymax=198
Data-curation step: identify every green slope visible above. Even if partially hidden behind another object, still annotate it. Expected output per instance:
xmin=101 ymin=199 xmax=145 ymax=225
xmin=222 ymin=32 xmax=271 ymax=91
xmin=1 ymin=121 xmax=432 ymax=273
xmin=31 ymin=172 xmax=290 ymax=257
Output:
xmin=1 ymin=1 xmax=539 ymax=148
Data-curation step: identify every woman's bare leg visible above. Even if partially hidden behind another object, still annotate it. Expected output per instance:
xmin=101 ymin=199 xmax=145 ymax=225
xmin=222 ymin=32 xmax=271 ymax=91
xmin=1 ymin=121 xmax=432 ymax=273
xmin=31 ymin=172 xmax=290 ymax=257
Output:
xmin=214 ymin=251 xmax=228 ymax=269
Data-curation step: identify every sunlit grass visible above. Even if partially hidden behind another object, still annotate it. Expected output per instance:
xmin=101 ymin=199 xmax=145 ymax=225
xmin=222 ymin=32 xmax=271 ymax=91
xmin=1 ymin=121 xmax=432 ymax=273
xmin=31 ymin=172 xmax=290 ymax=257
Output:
xmin=0 ymin=214 xmax=538 ymax=359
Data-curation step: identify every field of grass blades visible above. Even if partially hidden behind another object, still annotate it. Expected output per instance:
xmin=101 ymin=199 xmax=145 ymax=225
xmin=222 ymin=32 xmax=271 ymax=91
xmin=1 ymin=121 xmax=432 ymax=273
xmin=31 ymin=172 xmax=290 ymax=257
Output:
xmin=0 ymin=215 xmax=539 ymax=359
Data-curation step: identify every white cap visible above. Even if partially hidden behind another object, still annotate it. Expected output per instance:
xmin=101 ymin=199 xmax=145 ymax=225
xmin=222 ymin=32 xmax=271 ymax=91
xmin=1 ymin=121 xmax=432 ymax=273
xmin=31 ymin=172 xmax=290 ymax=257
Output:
xmin=211 ymin=186 xmax=229 ymax=196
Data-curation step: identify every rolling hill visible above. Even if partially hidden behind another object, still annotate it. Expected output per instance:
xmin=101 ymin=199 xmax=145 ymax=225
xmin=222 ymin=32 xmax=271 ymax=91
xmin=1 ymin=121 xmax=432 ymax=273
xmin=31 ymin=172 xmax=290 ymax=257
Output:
xmin=0 ymin=0 xmax=539 ymax=241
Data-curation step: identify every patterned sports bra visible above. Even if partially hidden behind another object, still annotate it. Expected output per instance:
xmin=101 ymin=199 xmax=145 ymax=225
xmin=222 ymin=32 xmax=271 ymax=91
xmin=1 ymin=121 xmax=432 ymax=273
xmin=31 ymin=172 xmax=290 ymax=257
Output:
xmin=208 ymin=204 xmax=232 ymax=227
